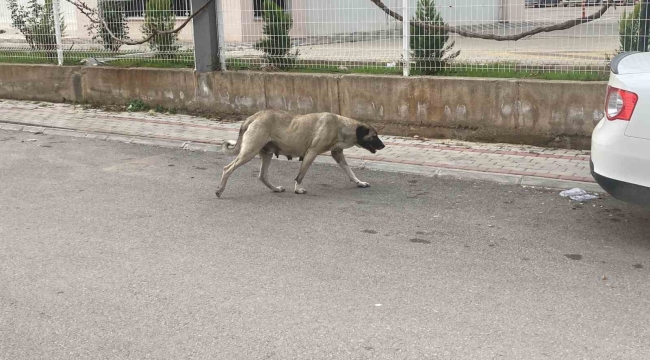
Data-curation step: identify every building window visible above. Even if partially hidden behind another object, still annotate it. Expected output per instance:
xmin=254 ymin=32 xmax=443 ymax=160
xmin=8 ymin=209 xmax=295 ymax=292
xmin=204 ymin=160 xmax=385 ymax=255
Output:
xmin=253 ymin=0 xmax=286 ymax=18
xmin=125 ymin=0 xmax=191 ymax=18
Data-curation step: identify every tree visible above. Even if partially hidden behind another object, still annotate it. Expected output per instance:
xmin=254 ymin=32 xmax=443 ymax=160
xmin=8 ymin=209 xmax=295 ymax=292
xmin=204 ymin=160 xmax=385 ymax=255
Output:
xmin=86 ymin=0 xmax=129 ymax=52
xmin=141 ymin=0 xmax=180 ymax=57
xmin=254 ymin=0 xmax=297 ymax=68
xmin=410 ymin=0 xmax=459 ymax=74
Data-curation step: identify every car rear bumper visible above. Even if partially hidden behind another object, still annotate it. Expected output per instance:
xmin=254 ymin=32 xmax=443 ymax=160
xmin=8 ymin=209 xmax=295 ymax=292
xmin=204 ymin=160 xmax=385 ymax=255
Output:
xmin=591 ymin=117 xmax=650 ymax=207
xmin=591 ymin=160 xmax=650 ymax=207
xmin=591 ymin=118 xmax=650 ymax=187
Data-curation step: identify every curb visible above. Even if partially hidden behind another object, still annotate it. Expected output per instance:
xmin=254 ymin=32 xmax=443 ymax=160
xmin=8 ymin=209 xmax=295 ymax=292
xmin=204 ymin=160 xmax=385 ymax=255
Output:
xmin=1 ymin=122 xmax=603 ymax=193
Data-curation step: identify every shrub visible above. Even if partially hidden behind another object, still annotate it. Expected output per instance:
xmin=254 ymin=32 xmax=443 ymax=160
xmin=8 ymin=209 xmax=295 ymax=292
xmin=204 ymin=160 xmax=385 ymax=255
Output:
xmin=7 ymin=0 xmax=66 ymax=60
xmin=254 ymin=0 xmax=297 ymax=69
xmin=409 ymin=0 xmax=459 ymax=74
xmin=141 ymin=0 xmax=180 ymax=58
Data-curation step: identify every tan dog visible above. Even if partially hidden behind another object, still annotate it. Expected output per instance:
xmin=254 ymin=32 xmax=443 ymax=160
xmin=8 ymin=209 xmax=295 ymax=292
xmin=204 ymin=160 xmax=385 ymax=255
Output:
xmin=216 ymin=110 xmax=385 ymax=197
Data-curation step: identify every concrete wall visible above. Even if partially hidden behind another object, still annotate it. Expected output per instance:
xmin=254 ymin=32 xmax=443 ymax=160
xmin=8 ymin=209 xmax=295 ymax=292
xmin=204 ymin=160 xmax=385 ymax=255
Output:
xmin=0 ymin=64 xmax=606 ymax=148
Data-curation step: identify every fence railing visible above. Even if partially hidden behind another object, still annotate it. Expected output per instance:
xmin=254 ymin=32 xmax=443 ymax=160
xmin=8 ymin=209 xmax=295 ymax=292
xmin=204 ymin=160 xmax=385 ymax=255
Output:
xmin=0 ymin=0 xmax=648 ymax=74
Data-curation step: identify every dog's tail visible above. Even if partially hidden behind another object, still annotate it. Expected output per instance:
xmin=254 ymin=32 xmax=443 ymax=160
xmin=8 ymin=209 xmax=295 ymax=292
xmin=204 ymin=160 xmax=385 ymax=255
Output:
xmin=221 ymin=121 xmax=248 ymax=156
xmin=221 ymin=139 xmax=239 ymax=156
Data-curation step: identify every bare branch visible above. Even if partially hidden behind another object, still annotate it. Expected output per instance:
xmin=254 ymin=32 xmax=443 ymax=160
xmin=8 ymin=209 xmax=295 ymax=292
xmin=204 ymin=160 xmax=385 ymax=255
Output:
xmin=64 ymin=0 xmax=213 ymax=45
xmin=369 ymin=0 xmax=613 ymax=41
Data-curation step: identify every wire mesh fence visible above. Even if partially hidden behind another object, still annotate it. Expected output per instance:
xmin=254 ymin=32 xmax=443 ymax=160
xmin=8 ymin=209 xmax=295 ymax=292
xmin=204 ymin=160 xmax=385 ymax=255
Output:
xmin=0 ymin=0 xmax=648 ymax=73
xmin=224 ymin=0 xmax=640 ymax=74
xmin=0 ymin=0 xmax=194 ymax=65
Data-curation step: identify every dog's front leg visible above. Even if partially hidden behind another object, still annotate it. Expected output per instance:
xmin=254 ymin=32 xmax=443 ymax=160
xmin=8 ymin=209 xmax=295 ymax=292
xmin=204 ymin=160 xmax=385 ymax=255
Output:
xmin=294 ymin=150 xmax=319 ymax=194
xmin=331 ymin=150 xmax=369 ymax=188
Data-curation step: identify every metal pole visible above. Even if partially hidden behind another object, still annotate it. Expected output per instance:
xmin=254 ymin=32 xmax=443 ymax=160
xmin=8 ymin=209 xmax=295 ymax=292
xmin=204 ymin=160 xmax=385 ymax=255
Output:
xmin=216 ymin=0 xmax=226 ymax=71
xmin=52 ymin=0 xmax=64 ymax=66
xmin=640 ymin=0 xmax=650 ymax=52
xmin=402 ymin=0 xmax=410 ymax=77
xmin=191 ymin=0 xmax=219 ymax=72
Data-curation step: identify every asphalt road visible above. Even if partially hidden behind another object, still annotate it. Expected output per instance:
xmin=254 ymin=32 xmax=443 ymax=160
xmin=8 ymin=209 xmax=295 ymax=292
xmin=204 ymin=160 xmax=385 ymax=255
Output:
xmin=1 ymin=130 xmax=650 ymax=359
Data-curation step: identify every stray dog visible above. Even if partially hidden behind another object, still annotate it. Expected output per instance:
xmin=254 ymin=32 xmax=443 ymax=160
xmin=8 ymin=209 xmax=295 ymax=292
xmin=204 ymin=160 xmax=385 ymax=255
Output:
xmin=216 ymin=110 xmax=385 ymax=197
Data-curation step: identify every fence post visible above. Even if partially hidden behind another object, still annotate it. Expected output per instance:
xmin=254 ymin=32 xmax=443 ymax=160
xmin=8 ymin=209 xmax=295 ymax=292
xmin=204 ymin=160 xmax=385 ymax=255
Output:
xmin=402 ymin=0 xmax=410 ymax=77
xmin=191 ymin=0 xmax=220 ymax=72
xmin=641 ymin=0 xmax=650 ymax=52
xmin=52 ymin=0 xmax=64 ymax=66
xmin=216 ymin=0 xmax=226 ymax=71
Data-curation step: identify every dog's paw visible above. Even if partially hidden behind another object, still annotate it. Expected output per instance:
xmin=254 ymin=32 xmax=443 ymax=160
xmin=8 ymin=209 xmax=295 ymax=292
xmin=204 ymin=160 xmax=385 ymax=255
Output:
xmin=356 ymin=181 xmax=370 ymax=188
xmin=215 ymin=188 xmax=223 ymax=198
xmin=273 ymin=186 xmax=286 ymax=193
xmin=295 ymin=188 xmax=307 ymax=194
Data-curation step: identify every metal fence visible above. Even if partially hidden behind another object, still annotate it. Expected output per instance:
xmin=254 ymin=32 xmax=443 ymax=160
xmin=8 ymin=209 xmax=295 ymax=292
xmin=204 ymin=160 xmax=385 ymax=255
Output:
xmin=0 ymin=0 xmax=647 ymax=73
xmin=0 ymin=0 xmax=195 ymax=64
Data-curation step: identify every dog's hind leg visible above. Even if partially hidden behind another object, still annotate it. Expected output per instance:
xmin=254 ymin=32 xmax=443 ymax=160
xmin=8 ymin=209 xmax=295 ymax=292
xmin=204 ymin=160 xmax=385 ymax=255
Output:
xmin=293 ymin=150 xmax=319 ymax=194
xmin=258 ymin=151 xmax=285 ymax=193
xmin=215 ymin=142 xmax=262 ymax=198
xmin=331 ymin=150 xmax=369 ymax=188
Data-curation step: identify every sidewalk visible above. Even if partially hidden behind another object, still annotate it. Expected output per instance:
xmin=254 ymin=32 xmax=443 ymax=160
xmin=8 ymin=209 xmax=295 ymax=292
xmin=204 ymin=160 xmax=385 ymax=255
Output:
xmin=0 ymin=99 xmax=600 ymax=192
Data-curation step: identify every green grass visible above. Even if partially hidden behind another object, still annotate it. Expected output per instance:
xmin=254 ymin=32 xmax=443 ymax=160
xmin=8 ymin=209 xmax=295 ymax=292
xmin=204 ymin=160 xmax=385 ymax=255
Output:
xmin=426 ymin=68 xmax=609 ymax=81
xmin=290 ymin=63 xmax=607 ymax=81
xmin=108 ymin=58 xmax=194 ymax=68
xmin=0 ymin=50 xmax=194 ymax=68
xmin=225 ymin=59 xmax=608 ymax=81
xmin=0 ymin=51 xmax=608 ymax=81
xmin=0 ymin=50 xmax=119 ymax=65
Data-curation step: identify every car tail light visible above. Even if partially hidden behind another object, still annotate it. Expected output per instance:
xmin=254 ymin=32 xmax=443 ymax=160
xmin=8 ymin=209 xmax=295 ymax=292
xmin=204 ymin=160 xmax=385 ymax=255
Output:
xmin=606 ymin=86 xmax=638 ymax=121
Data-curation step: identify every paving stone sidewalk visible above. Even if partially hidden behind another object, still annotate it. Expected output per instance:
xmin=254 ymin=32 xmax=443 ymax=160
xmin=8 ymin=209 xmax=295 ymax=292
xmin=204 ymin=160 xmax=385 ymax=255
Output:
xmin=0 ymin=99 xmax=598 ymax=190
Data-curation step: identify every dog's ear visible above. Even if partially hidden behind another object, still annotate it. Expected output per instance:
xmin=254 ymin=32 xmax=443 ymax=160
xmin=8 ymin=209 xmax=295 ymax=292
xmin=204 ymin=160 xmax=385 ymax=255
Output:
xmin=356 ymin=126 xmax=370 ymax=142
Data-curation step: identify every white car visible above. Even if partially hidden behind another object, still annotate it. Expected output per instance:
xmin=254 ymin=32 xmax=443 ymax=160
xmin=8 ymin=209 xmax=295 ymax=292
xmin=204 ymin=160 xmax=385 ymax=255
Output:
xmin=591 ymin=51 xmax=650 ymax=207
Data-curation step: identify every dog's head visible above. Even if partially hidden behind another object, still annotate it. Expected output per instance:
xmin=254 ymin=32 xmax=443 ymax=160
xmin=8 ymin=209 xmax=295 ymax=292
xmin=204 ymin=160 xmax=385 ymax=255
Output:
xmin=356 ymin=125 xmax=385 ymax=154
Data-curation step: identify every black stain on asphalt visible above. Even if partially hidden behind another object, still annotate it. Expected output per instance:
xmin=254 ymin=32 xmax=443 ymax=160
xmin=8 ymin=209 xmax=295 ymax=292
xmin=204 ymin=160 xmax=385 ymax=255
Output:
xmin=319 ymin=183 xmax=332 ymax=188
xmin=634 ymin=264 xmax=644 ymax=269
xmin=194 ymin=166 xmax=207 ymax=170
xmin=610 ymin=218 xmax=622 ymax=223
xmin=408 ymin=180 xmax=418 ymax=185
xmin=416 ymin=231 xmax=428 ymax=235
xmin=168 ymin=164 xmax=174 ymax=167
xmin=362 ymin=229 xmax=377 ymax=234
xmin=565 ymin=254 xmax=583 ymax=261
xmin=522 ymin=257 xmax=531 ymax=261
xmin=40 ymin=145 xmax=52 ymax=148
xmin=410 ymin=238 xmax=431 ymax=244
